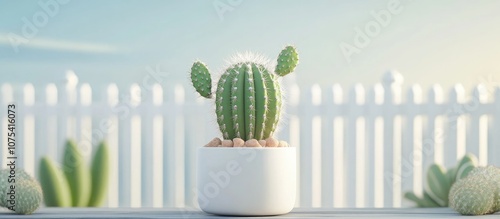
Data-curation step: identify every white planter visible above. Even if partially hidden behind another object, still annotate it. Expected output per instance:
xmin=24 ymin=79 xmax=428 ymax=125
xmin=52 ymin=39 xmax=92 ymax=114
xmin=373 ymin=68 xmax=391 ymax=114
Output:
xmin=197 ymin=147 xmax=296 ymax=216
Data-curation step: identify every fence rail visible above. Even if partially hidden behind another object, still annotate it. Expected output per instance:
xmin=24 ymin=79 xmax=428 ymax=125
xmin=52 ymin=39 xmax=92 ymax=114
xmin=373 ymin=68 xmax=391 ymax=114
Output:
xmin=1 ymin=71 xmax=499 ymax=208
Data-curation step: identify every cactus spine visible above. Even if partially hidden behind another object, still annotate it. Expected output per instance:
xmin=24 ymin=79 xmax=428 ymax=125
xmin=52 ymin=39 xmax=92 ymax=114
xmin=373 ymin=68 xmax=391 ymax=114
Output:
xmin=449 ymin=170 xmax=499 ymax=216
xmin=190 ymin=46 xmax=298 ymax=140
xmin=0 ymin=169 xmax=43 ymax=214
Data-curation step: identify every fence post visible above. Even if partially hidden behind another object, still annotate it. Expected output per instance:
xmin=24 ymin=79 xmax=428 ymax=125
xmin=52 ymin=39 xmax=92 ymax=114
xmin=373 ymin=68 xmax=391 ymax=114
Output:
xmin=163 ymin=84 xmax=185 ymax=207
xmin=401 ymin=85 xmax=423 ymax=206
xmin=285 ymin=84 xmax=301 ymax=207
xmin=299 ymin=85 xmax=321 ymax=207
xmin=346 ymin=84 xmax=365 ymax=207
xmin=321 ymin=85 xmax=334 ymax=207
xmin=365 ymin=83 xmax=384 ymax=207
xmin=141 ymin=83 xmax=156 ymax=207
xmin=104 ymin=84 xmax=119 ymax=207
xmin=468 ymin=85 xmax=488 ymax=165
xmin=381 ymin=71 xmax=403 ymax=207
xmin=20 ymin=84 xmax=36 ymax=175
xmin=117 ymin=83 xmax=134 ymax=207
xmin=445 ymin=85 xmax=466 ymax=168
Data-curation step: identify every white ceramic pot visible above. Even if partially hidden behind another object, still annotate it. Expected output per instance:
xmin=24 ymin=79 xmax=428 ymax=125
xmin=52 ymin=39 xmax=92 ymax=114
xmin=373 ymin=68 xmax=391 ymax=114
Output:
xmin=197 ymin=147 xmax=296 ymax=216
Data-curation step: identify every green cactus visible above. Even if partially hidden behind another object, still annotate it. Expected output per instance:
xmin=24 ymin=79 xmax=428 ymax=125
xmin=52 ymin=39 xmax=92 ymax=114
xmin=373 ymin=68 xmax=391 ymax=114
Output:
xmin=39 ymin=157 xmax=72 ymax=207
xmin=466 ymin=166 xmax=500 ymax=212
xmin=39 ymin=139 xmax=110 ymax=207
xmin=190 ymin=46 xmax=299 ymax=140
xmin=190 ymin=61 xmax=212 ymax=98
xmin=449 ymin=175 xmax=496 ymax=215
xmin=0 ymin=169 xmax=43 ymax=214
xmin=88 ymin=141 xmax=110 ymax=207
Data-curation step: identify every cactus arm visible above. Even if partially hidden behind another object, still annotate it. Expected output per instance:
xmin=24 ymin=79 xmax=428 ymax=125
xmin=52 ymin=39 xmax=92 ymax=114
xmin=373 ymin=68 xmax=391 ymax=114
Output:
xmin=251 ymin=64 xmax=267 ymax=140
xmin=244 ymin=63 xmax=256 ymax=140
xmin=88 ymin=141 xmax=110 ymax=207
xmin=216 ymin=69 xmax=236 ymax=139
xmin=39 ymin=157 xmax=72 ymax=207
xmin=63 ymin=140 xmax=92 ymax=207
xmin=232 ymin=65 xmax=246 ymax=139
xmin=275 ymin=46 xmax=299 ymax=77
xmin=262 ymin=71 xmax=282 ymax=138
xmin=190 ymin=61 xmax=212 ymax=98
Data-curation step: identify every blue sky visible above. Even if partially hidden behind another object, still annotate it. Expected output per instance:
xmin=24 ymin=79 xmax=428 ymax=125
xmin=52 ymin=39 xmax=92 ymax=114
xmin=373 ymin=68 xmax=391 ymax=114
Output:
xmin=1 ymin=0 xmax=499 ymax=95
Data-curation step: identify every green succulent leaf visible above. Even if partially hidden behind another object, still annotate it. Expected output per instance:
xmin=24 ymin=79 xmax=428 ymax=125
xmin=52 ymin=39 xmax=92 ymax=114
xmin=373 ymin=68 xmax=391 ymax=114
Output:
xmin=426 ymin=164 xmax=451 ymax=206
xmin=88 ymin=141 xmax=110 ymax=207
xmin=456 ymin=153 xmax=478 ymax=181
xmin=63 ymin=140 xmax=92 ymax=207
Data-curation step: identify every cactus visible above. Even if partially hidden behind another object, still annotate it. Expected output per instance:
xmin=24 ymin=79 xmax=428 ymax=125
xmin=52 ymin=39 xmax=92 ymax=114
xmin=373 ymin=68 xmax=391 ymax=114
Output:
xmin=0 ymin=169 xmax=43 ymax=214
xmin=39 ymin=139 xmax=110 ymax=207
xmin=449 ymin=175 xmax=496 ymax=215
xmin=88 ymin=141 xmax=110 ymax=206
xmin=62 ymin=140 xmax=92 ymax=206
xmin=466 ymin=166 xmax=500 ymax=212
xmin=190 ymin=46 xmax=299 ymax=140
xmin=404 ymin=154 xmax=478 ymax=207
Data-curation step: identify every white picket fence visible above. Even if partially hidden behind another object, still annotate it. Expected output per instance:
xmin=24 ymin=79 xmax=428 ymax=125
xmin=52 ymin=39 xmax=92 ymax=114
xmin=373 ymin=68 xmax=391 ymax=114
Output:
xmin=1 ymin=71 xmax=499 ymax=208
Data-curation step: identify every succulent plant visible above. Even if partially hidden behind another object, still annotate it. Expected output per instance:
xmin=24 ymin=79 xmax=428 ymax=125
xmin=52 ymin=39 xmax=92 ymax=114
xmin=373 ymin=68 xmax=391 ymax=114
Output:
xmin=455 ymin=153 xmax=478 ymax=180
xmin=426 ymin=164 xmax=451 ymax=206
xmin=63 ymin=140 xmax=92 ymax=207
xmin=88 ymin=141 xmax=110 ymax=207
xmin=0 ymin=169 xmax=43 ymax=214
xmin=190 ymin=46 xmax=299 ymax=141
xmin=404 ymin=153 xmax=478 ymax=208
xmin=39 ymin=139 xmax=110 ymax=207
xmin=405 ymin=156 xmax=500 ymax=216
xmin=39 ymin=157 xmax=72 ymax=207
xmin=449 ymin=173 xmax=497 ymax=215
